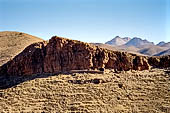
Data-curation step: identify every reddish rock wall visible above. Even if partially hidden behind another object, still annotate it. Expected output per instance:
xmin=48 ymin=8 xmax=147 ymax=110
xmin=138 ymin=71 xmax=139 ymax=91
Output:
xmin=1 ymin=36 xmax=169 ymax=76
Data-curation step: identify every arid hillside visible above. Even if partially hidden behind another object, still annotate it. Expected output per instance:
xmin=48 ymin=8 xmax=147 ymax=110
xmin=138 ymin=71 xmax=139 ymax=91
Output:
xmin=0 ymin=68 xmax=169 ymax=112
xmin=0 ymin=31 xmax=43 ymax=66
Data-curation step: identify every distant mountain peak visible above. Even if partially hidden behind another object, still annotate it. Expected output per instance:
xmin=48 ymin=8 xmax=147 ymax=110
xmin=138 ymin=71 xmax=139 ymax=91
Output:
xmin=125 ymin=37 xmax=154 ymax=48
xmin=122 ymin=37 xmax=131 ymax=42
xmin=133 ymin=37 xmax=141 ymax=39
xmin=157 ymin=41 xmax=166 ymax=46
xmin=115 ymin=36 xmax=121 ymax=38
xmin=154 ymin=48 xmax=170 ymax=56
xmin=159 ymin=42 xmax=170 ymax=47
xmin=105 ymin=36 xmax=131 ymax=46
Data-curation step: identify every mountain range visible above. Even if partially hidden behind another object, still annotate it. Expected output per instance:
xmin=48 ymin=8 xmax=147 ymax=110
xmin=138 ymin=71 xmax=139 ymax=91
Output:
xmin=105 ymin=36 xmax=131 ymax=46
xmin=94 ymin=36 xmax=170 ymax=56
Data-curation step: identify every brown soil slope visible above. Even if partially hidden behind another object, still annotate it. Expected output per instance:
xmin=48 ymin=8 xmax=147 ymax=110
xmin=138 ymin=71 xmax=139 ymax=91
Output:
xmin=0 ymin=31 xmax=43 ymax=66
xmin=0 ymin=68 xmax=169 ymax=112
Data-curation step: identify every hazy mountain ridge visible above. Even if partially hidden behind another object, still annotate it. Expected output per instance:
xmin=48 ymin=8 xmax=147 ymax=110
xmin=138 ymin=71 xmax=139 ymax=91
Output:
xmin=154 ymin=48 xmax=170 ymax=56
xmin=125 ymin=37 xmax=154 ymax=48
xmin=105 ymin=36 xmax=131 ymax=46
xmin=157 ymin=41 xmax=166 ymax=46
xmin=160 ymin=42 xmax=170 ymax=47
xmin=104 ymin=36 xmax=170 ymax=56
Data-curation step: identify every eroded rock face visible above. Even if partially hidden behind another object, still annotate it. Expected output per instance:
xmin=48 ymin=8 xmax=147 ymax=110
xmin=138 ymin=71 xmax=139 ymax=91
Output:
xmin=133 ymin=56 xmax=150 ymax=71
xmin=0 ymin=36 xmax=162 ymax=76
xmin=148 ymin=56 xmax=170 ymax=68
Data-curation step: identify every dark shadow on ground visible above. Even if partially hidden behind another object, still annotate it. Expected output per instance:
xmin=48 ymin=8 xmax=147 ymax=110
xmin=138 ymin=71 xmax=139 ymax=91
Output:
xmin=0 ymin=68 xmax=169 ymax=90
xmin=0 ymin=73 xmax=58 ymax=90
xmin=164 ymin=70 xmax=170 ymax=74
xmin=0 ymin=70 xmax=104 ymax=90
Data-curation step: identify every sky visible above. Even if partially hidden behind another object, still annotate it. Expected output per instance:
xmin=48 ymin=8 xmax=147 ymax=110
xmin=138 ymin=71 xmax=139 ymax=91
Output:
xmin=0 ymin=0 xmax=169 ymax=44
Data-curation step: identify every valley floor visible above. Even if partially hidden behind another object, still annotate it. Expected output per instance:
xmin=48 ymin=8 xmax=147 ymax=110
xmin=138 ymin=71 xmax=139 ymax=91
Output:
xmin=0 ymin=69 xmax=170 ymax=113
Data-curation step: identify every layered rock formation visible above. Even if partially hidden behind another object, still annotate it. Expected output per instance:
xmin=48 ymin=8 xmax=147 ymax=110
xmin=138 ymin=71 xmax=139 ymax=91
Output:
xmin=0 ymin=36 xmax=170 ymax=76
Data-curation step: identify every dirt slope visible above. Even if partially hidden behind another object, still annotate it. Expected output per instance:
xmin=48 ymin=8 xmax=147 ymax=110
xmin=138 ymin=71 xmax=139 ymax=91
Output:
xmin=0 ymin=31 xmax=43 ymax=66
xmin=0 ymin=68 xmax=169 ymax=112
xmin=154 ymin=48 xmax=170 ymax=56
xmin=92 ymin=43 xmax=146 ymax=56
xmin=138 ymin=45 xmax=168 ymax=56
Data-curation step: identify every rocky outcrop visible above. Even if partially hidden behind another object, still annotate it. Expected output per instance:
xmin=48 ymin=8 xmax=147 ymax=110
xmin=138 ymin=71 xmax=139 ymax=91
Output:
xmin=148 ymin=56 xmax=170 ymax=68
xmin=1 ymin=36 xmax=169 ymax=76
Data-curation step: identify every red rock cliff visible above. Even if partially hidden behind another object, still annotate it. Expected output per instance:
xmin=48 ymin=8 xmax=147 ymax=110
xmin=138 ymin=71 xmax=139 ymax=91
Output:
xmin=1 ymin=36 xmax=169 ymax=76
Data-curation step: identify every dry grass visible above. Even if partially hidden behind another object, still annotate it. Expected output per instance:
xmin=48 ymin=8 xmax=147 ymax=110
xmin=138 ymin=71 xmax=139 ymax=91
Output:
xmin=0 ymin=31 xmax=43 ymax=66
xmin=0 ymin=68 xmax=169 ymax=113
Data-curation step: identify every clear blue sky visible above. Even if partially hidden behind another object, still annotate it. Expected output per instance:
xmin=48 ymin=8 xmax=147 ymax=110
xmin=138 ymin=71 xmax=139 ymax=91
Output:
xmin=0 ymin=0 xmax=169 ymax=44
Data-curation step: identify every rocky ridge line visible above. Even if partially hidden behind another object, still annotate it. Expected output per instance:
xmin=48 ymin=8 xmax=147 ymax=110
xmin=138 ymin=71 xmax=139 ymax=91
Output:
xmin=0 ymin=36 xmax=170 ymax=76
